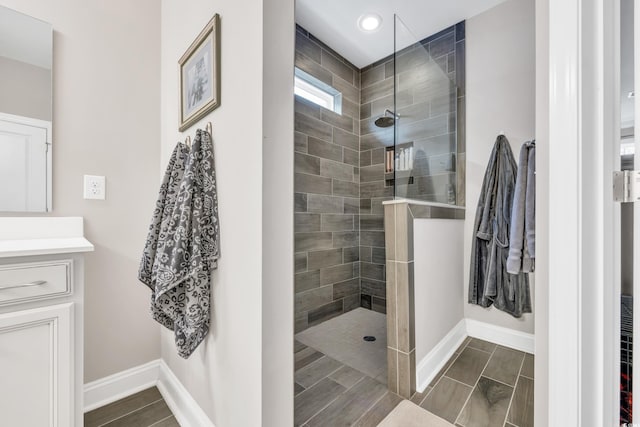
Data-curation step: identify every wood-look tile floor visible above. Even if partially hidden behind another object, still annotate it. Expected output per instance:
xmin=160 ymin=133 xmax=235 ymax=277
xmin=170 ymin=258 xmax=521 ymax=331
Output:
xmin=413 ymin=337 xmax=535 ymax=427
xmin=296 ymin=337 xmax=534 ymax=427
xmin=294 ymin=340 xmax=403 ymax=426
xmin=84 ymin=387 xmax=179 ymax=427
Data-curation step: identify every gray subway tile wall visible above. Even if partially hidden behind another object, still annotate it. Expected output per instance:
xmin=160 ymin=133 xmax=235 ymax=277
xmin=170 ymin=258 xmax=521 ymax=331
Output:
xmin=295 ymin=23 xmax=466 ymax=331
xmin=295 ymin=26 xmax=362 ymax=332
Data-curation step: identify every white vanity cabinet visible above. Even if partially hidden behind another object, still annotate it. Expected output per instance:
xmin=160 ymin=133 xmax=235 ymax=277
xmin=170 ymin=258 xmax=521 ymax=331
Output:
xmin=0 ymin=218 xmax=93 ymax=427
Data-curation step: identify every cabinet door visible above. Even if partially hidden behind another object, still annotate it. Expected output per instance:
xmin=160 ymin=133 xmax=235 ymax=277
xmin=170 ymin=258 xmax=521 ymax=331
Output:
xmin=0 ymin=303 xmax=72 ymax=427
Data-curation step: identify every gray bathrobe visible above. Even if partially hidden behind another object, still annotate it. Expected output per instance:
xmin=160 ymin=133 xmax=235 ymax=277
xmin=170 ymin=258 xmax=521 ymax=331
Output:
xmin=139 ymin=129 xmax=220 ymax=358
xmin=507 ymin=141 xmax=535 ymax=273
xmin=468 ymin=135 xmax=531 ymax=317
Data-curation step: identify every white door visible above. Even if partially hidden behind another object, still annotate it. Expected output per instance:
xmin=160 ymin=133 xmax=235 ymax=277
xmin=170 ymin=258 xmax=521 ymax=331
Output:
xmin=0 ymin=303 xmax=73 ymax=427
xmin=0 ymin=114 xmax=50 ymax=212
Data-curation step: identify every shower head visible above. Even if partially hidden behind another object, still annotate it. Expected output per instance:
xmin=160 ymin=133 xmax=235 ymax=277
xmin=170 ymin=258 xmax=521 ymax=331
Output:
xmin=374 ymin=109 xmax=398 ymax=128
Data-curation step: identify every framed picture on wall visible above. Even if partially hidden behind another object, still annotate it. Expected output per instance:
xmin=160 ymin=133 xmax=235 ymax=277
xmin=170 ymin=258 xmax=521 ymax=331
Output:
xmin=179 ymin=14 xmax=220 ymax=132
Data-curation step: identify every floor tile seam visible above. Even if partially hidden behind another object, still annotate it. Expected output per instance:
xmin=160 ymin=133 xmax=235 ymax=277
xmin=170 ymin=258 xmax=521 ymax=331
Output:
xmin=452 ymin=377 xmax=479 ymax=426
xmin=395 ymin=348 xmax=415 ymax=356
xmin=480 ymin=373 xmax=517 ymax=389
xmin=513 ymin=350 xmax=528 ymax=379
xmin=519 ymin=373 xmax=533 ymax=381
xmin=465 ymin=339 xmax=497 ymax=355
xmin=295 ymin=354 xmax=329 ymax=375
xmin=295 ymin=383 xmax=306 ymax=396
xmin=298 ymin=363 xmax=346 ymax=390
xmin=503 ymin=355 xmax=527 ymax=425
xmin=303 ymin=375 xmax=369 ymax=425
xmin=426 ymin=349 xmax=464 ymax=398
xmin=453 ymin=346 xmax=495 ymax=426
xmin=296 ymin=380 xmax=352 ymax=426
xmin=295 ymin=351 xmax=326 ymax=370
xmin=96 ymin=398 xmax=165 ymax=427
xmin=148 ymin=414 xmax=174 ymax=427
xmin=416 ymin=386 xmax=433 ymax=407
xmin=477 ymin=344 xmax=498 ymax=377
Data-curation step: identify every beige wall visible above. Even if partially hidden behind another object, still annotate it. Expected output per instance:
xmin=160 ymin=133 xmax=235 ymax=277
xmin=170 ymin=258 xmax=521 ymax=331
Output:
xmin=464 ymin=0 xmax=536 ymax=334
xmin=414 ymin=219 xmax=465 ymax=362
xmin=0 ymin=56 xmax=51 ymax=121
xmin=0 ymin=0 xmax=162 ymax=381
xmin=160 ymin=0 xmax=296 ymax=425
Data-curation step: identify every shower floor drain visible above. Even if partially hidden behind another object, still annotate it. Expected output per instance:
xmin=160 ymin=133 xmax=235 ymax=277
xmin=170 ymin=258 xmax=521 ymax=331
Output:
xmin=363 ymin=336 xmax=376 ymax=342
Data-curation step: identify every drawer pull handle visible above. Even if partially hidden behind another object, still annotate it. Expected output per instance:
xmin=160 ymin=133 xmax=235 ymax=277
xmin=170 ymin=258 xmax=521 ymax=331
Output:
xmin=0 ymin=280 xmax=47 ymax=290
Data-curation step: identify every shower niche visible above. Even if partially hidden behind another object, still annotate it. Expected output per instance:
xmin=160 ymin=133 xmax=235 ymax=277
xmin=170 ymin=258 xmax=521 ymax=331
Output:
xmin=385 ymin=142 xmax=415 ymax=187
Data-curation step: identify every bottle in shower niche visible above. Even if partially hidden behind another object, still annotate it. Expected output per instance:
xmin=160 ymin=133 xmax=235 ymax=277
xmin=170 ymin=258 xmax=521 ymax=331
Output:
xmin=447 ymin=184 xmax=456 ymax=204
xmin=395 ymin=151 xmax=400 ymax=172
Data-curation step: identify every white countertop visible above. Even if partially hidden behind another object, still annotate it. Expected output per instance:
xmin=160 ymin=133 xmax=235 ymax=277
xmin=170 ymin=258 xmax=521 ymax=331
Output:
xmin=0 ymin=217 xmax=94 ymax=258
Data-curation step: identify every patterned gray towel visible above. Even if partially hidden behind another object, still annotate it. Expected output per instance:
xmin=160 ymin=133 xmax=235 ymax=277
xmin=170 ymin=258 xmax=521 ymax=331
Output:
xmin=138 ymin=129 xmax=220 ymax=358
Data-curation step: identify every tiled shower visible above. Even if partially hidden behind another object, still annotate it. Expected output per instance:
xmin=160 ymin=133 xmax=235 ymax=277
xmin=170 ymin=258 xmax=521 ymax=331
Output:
xmin=294 ymin=21 xmax=466 ymax=333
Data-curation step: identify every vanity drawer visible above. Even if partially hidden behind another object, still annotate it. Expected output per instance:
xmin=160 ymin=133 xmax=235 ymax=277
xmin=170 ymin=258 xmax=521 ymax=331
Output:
xmin=0 ymin=260 xmax=72 ymax=306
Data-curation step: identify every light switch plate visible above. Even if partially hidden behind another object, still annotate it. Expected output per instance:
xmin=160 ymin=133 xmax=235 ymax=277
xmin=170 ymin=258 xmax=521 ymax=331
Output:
xmin=83 ymin=175 xmax=106 ymax=200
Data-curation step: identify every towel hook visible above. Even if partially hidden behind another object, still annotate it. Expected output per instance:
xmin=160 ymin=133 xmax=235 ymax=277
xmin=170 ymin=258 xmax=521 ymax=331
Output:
xmin=184 ymin=135 xmax=191 ymax=148
xmin=205 ymin=122 xmax=212 ymax=136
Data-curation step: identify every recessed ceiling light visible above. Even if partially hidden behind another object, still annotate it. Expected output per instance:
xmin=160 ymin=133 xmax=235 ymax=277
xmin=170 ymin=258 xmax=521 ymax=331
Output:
xmin=358 ymin=13 xmax=382 ymax=32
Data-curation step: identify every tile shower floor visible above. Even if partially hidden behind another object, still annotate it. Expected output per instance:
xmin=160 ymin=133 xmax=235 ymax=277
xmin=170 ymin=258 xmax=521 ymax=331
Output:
xmin=295 ymin=310 xmax=534 ymax=427
xmin=295 ymin=308 xmax=387 ymax=384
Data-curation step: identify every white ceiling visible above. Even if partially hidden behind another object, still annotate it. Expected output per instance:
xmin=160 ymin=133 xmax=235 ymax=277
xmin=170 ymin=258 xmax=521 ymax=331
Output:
xmin=296 ymin=0 xmax=508 ymax=69
xmin=0 ymin=5 xmax=52 ymax=69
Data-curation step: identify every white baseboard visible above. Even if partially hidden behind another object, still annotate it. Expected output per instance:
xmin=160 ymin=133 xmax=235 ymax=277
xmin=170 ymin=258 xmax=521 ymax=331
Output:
xmin=84 ymin=359 xmax=214 ymax=427
xmin=415 ymin=318 xmax=535 ymax=393
xmin=465 ymin=319 xmax=535 ymax=354
xmin=84 ymin=360 xmax=161 ymax=412
xmin=157 ymin=359 xmax=215 ymax=427
xmin=415 ymin=319 xmax=467 ymax=393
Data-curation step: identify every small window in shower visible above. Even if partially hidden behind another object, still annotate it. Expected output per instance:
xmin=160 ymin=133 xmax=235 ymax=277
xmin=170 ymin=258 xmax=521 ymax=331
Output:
xmin=294 ymin=67 xmax=342 ymax=114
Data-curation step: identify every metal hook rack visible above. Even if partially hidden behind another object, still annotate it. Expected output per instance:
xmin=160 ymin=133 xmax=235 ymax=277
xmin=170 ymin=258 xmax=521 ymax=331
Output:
xmin=182 ymin=122 xmax=213 ymax=148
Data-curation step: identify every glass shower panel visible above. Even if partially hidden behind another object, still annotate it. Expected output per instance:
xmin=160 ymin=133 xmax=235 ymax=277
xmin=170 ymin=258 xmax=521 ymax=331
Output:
xmin=393 ymin=15 xmax=459 ymax=204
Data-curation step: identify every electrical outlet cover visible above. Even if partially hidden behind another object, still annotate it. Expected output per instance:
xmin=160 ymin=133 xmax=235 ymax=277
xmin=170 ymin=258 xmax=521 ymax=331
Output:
xmin=83 ymin=175 xmax=106 ymax=200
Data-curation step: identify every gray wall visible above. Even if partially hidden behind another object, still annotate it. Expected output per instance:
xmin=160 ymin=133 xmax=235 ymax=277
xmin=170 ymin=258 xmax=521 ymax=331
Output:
xmin=294 ymin=27 xmax=362 ymax=332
